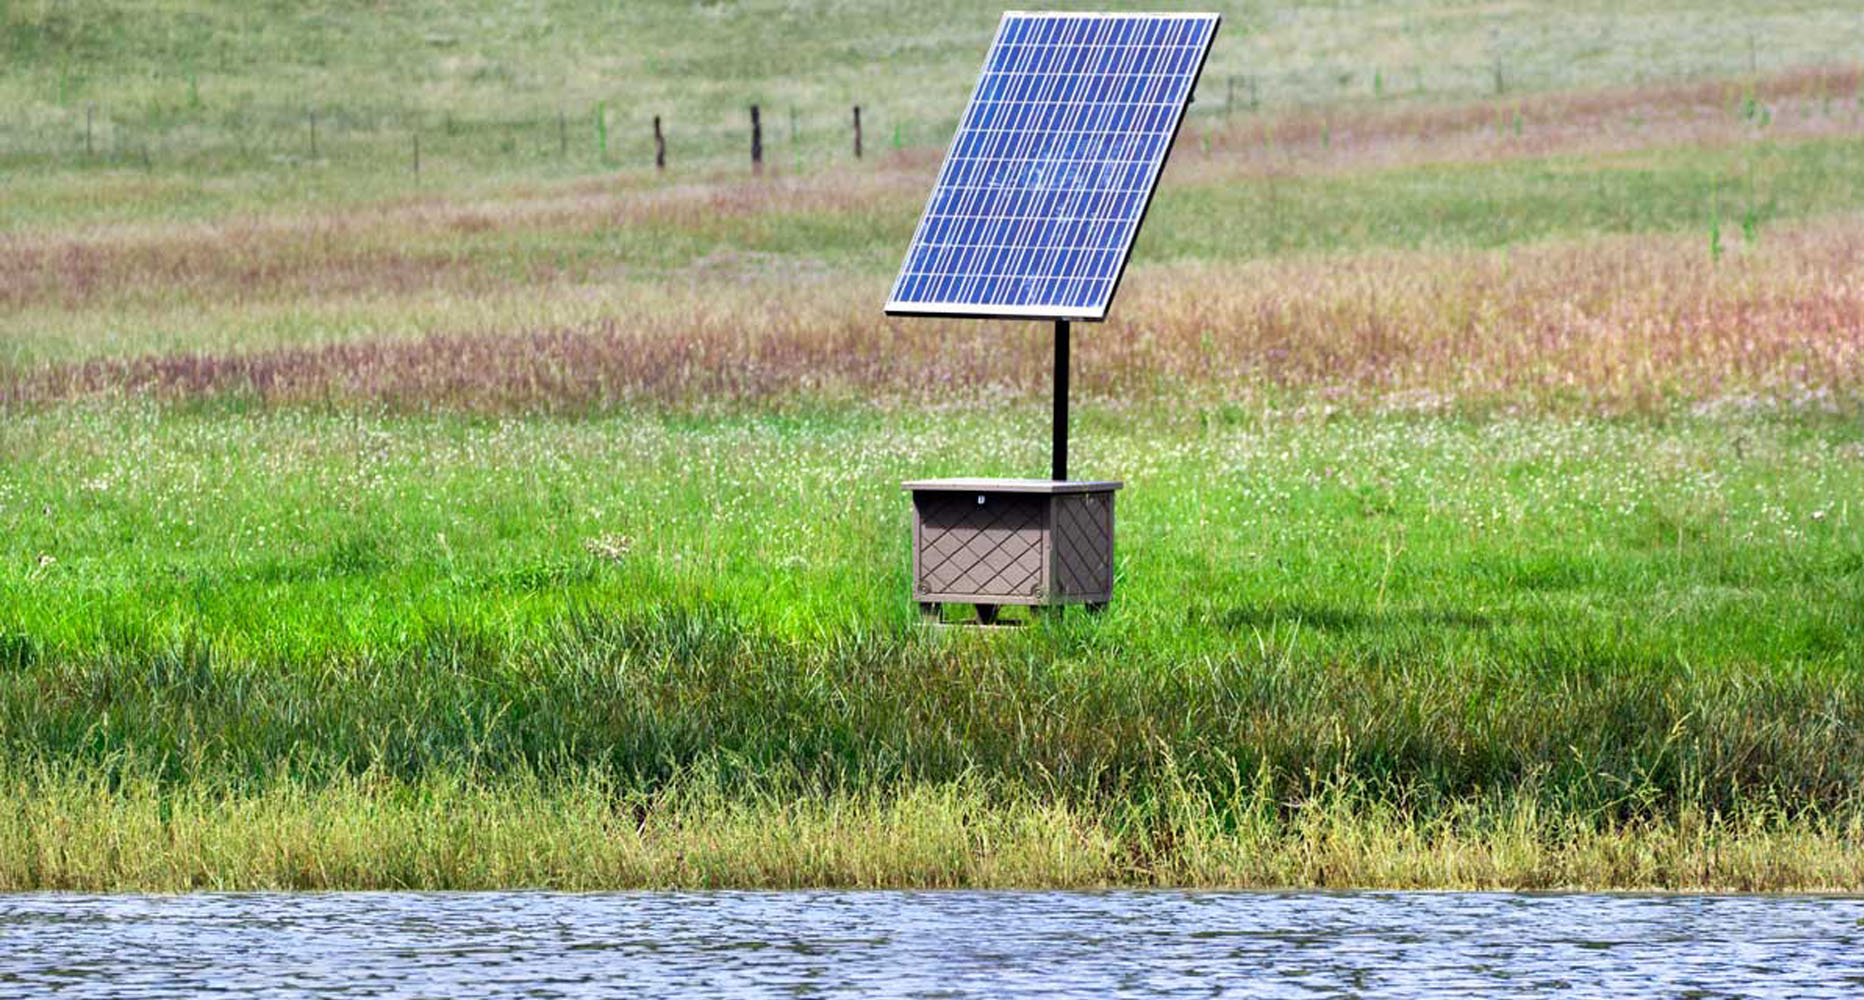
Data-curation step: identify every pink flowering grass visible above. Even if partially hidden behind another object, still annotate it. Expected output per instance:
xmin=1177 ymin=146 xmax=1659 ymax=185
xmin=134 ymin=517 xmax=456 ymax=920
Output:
xmin=8 ymin=221 xmax=1861 ymax=416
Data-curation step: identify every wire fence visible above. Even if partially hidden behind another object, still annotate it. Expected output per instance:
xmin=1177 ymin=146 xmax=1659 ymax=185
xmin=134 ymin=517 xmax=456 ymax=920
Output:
xmin=0 ymin=98 xmax=919 ymax=176
xmin=2 ymin=54 xmax=1840 ymax=176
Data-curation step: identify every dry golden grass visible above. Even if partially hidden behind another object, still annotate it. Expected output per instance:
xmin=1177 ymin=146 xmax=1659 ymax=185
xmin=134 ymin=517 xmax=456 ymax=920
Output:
xmin=6 ymin=768 xmax=1860 ymax=892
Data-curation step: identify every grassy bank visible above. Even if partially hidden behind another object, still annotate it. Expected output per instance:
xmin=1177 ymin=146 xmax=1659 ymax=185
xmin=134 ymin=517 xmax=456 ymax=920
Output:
xmin=4 ymin=411 xmax=1860 ymax=893
xmin=4 ymin=1 xmax=1864 ymax=891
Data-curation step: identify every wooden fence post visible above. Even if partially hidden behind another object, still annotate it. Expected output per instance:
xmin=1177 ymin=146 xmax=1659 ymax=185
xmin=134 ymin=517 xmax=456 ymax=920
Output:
xmin=653 ymin=115 xmax=665 ymax=170
xmin=750 ymin=104 xmax=762 ymax=173
xmin=853 ymin=105 xmax=862 ymax=158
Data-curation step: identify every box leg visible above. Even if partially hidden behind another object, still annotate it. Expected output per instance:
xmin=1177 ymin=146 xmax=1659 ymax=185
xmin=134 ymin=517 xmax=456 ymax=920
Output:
xmin=918 ymin=602 xmax=941 ymax=623
xmin=975 ymin=603 xmax=1000 ymax=626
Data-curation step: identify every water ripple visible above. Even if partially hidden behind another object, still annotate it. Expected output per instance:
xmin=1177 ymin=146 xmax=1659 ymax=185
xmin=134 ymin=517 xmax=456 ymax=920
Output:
xmin=0 ymin=891 xmax=1860 ymax=998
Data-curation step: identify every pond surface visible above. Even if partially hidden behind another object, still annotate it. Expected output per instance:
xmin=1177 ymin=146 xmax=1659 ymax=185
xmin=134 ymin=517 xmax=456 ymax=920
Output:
xmin=2 ymin=890 xmax=1861 ymax=998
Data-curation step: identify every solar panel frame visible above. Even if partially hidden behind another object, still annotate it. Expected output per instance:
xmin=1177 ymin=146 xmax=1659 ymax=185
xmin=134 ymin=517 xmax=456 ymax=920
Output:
xmin=885 ymin=11 xmax=1220 ymax=323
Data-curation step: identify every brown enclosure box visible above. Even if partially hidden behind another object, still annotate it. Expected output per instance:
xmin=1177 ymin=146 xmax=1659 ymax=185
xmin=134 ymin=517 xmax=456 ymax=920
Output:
xmin=903 ymin=478 xmax=1122 ymax=610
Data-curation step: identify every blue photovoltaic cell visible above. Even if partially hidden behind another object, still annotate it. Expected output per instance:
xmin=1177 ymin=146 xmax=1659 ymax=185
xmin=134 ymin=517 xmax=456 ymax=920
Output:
xmin=885 ymin=12 xmax=1219 ymax=321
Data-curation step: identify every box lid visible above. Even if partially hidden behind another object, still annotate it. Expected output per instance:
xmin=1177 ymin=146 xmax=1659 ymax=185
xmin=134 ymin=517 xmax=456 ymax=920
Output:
xmin=902 ymin=477 xmax=1123 ymax=494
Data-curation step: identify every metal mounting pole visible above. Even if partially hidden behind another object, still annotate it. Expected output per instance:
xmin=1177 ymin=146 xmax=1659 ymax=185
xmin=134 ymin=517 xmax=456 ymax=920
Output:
xmin=1052 ymin=318 xmax=1069 ymax=482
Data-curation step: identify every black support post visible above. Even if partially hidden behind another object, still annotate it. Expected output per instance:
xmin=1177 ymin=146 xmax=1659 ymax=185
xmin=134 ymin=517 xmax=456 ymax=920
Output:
xmin=1052 ymin=318 xmax=1069 ymax=482
xmin=750 ymin=105 xmax=763 ymax=174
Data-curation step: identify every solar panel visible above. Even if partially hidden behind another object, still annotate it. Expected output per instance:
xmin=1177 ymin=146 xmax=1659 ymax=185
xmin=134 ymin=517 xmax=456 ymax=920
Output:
xmin=885 ymin=11 xmax=1220 ymax=322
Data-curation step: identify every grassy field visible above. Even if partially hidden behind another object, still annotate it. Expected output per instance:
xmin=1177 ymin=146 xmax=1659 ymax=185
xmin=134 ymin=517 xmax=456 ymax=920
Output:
xmin=8 ymin=1 xmax=1864 ymax=190
xmin=3 ymin=1 xmax=1863 ymax=891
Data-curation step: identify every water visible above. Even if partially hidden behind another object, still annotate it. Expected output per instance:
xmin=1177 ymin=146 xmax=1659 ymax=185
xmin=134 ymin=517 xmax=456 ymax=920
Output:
xmin=3 ymin=891 xmax=1861 ymax=998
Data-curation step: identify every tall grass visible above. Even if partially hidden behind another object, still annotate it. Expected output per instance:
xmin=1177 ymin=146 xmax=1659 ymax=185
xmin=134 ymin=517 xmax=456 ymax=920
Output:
xmin=5 ymin=599 xmax=1860 ymax=816
xmin=6 ymin=762 xmax=1861 ymax=892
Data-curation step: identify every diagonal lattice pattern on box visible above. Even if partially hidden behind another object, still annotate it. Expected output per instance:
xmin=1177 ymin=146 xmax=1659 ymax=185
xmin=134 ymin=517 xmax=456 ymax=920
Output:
xmin=906 ymin=479 xmax=1120 ymax=607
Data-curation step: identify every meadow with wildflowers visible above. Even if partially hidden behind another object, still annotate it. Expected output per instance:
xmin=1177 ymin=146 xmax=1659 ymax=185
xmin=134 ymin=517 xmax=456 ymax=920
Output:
xmin=1 ymin=2 xmax=1862 ymax=890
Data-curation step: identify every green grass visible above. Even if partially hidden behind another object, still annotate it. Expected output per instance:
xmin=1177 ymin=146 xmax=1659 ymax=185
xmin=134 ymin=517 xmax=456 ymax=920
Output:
xmin=4 ymin=408 xmax=1859 ymax=817
xmin=5 ymin=1 xmax=1864 ymax=890
xmin=1150 ymin=137 xmax=1864 ymax=258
